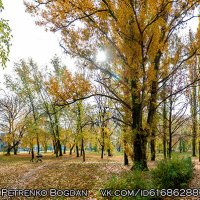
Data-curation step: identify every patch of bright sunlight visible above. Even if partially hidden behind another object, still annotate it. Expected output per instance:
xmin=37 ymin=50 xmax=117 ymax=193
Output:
xmin=96 ymin=50 xmax=107 ymax=62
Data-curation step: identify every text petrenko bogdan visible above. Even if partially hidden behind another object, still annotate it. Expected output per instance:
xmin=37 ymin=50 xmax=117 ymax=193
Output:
xmin=0 ymin=188 xmax=88 ymax=197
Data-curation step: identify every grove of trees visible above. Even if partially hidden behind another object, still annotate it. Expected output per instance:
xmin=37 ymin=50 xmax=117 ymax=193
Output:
xmin=0 ymin=0 xmax=200 ymax=172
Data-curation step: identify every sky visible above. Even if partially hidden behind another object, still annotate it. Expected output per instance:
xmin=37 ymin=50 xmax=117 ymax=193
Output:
xmin=0 ymin=0 xmax=74 ymax=85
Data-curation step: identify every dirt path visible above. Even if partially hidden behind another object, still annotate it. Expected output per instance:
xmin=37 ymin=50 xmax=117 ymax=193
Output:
xmin=11 ymin=162 xmax=51 ymax=189
xmin=189 ymin=158 xmax=200 ymax=188
xmin=178 ymin=158 xmax=200 ymax=200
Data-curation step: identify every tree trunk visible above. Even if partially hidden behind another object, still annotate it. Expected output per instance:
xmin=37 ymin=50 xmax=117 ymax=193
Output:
xmin=191 ymin=60 xmax=197 ymax=157
xmin=93 ymin=144 xmax=97 ymax=152
xmin=124 ymin=151 xmax=129 ymax=165
xmin=83 ymin=148 xmax=85 ymax=162
xmin=133 ymin=132 xmax=148 ymax=170
xmin=30 ymin=147 xmax=34 ymax=162
xmin=76 ymin=145 xmax=79 ymax=157
xmin=148 ymin=52 xmax=161 ymax=162
xmin=53 ymin=140 xmax=56 ymax=154
xmin=107 ymin=149 xmax=112 ymax=156
xmin=36 ymin=134 xmax=40 ymax=155
xmin=179 ymin=138 xmax=182 ymax=153
xmin=44 ymin=145 xmax=47 ymax=153
xmin=6 ymin=147 xmax=11 ymax=156
xmin=148 ymin=80 xmax=157 ymax=162
xmin=131 ymin=79 xmax=148 ymax=170
xmin=124 ymin=140 xmax=129 ymax=165
xmin=70 ymin=144 xmax=75 ymax=155
xmin=58 ymin=140 xmax=63 ymax=157
xmin=192 ymin=97 xmax=197 ymax=157
xmin=101 ymin=127 xmax=105 ymax=159
xmin=169 ymin=129 xmax=172 ymax=159
xmin=192 ymin=124 xmax=197 ymax=157
xmin=6 ymin=143 xmax=12 ymax=155
xmin=14 ymin=146 xmax=18 ymax=155
xmin=199 ymin=141 xmax=200 ymax=162
xmin=168 ymin=89 xmax=173 ymax=159
xmin=163 ymin=98 xmax=167 ymax=159
xmin=118 ymin=144 xmax=121 ymax=152
xmin=163 ymin=131 xmax=167 ymax=158
xmin=70 ymin=148 xmax=73 ymax=155
xmin=81 ymin=138 xmax=85 ymax=162
xmin=150 ymin=131 xmax=156 ymax=161
xmin=54 ymin=140 xmax=59 ymax=157
xmin=101 ymin=145 xmax=104 ymax=159
xmin=80 ymin=144 xmax=83 ymax=156
xmin=63 ymin=145 xmax=66 ymax=154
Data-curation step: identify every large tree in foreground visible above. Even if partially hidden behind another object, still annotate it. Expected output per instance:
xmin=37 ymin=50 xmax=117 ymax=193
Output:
xmin=25 ymin=0 xmax=200 ymax=170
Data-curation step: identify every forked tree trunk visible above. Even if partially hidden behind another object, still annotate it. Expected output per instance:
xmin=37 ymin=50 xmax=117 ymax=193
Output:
xmin=70 ymin=144 xmax=75 ymax=155
xmin=81 ymin=139 xmax=85 ymax=162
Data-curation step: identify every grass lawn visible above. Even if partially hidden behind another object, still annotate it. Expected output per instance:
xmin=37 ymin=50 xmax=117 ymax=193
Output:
xmin=0 ymin=152 xmax=130 ymax=199
xmin=0 ymin=151 xmax=197 ymax=199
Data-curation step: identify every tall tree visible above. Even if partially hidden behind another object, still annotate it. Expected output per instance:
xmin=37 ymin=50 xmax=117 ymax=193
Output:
xmin=5 ymin=60 xmax=42 ymax=155
xmin=25 ymin=0 xmax=200 ymax=170
xmin=0 ymin=94 xmax=28 ymax=155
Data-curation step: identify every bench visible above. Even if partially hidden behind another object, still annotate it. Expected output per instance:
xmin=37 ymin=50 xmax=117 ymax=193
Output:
xmin=36 ymin=154 xmax=43 ymax=162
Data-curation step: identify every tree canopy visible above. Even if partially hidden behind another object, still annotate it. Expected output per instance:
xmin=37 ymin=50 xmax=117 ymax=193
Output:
xmin=24 ymin=0 xmax=200 ymax=170
xmin=0 ymin=0 xmax=11 ymax=67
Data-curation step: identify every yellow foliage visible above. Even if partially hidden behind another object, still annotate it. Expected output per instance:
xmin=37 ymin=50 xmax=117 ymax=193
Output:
xmin=46 ymin=69 xmax=91 ymax=103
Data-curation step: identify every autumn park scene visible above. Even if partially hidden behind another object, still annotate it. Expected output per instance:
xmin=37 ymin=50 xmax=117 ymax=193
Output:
xmin=0 ymin=0 xmax=200 ymax=199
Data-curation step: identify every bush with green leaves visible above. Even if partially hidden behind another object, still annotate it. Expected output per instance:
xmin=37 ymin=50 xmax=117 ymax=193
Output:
xmin=103 ymin=171 xmax=160 ymax=200
xmin=151 ymin=157 xmax=194 ymax=189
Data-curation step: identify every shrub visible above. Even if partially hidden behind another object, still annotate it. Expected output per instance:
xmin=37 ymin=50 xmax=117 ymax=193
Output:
xmin=151 ymin=157 xmax=194 ymax=189
xmin=103 ymin=171 xmax=159 ymax=200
